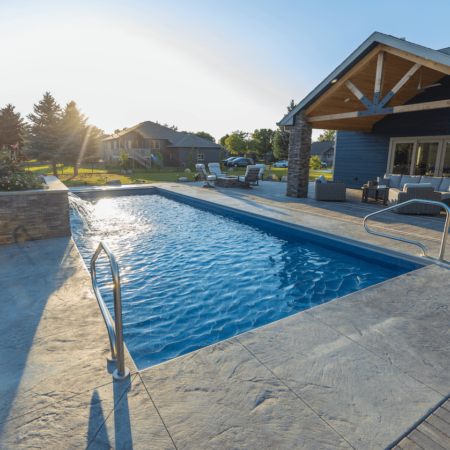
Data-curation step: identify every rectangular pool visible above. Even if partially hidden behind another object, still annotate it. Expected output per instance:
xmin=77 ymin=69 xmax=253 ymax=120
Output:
xmin=71 ymin=190 xmax=424 ymax=370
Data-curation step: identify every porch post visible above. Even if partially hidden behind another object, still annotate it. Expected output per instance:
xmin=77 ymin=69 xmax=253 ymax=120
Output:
xmin=286 ymin=110 xmax=312 ymax=198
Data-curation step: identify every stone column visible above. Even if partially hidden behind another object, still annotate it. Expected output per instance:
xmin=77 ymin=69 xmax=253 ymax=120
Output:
xmin=286 ymin=110 xmax=312 ymax=198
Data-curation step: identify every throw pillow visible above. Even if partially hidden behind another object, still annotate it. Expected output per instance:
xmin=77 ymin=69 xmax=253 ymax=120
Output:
xmin=319 ymin=175 xmax=327 ymax=184
xmin=377 ymin=177 xmax=390 ymax=187
xmin=420 ymin=176 xmax=441 ymax=191
xmin=439 ymin=177 xmax=450 ymax=192
xmin=384 ymin=174 xmax=402 ymax=189
xmin=403 ymin=183 xmax=432 ymax=191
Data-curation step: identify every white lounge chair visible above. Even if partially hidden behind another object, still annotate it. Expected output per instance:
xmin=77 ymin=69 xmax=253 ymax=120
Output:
xmin=208 ymin=163 xmax=227 ymax=178
xmin=195 ymin=164 xmax=216 ymax=188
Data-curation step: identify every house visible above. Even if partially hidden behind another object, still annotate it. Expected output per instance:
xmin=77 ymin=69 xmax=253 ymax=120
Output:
xmin=100 ymin=121 xmax=222 ymax=168
xmin=278 ymin=32 xmax=450 ymax=197
xmin=311 ymin=141 xmax=335 ymax=165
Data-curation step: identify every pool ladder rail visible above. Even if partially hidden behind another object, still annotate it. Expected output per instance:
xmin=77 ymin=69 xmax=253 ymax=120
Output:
xmin=90 ymin=241 xmax=130 ymax=381
xmin=363 ymin=199 xmax=450 ymax=260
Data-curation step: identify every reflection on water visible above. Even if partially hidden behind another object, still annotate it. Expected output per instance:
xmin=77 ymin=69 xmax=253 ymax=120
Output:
xmin=70 ymin=195 xmax=408 ymax=370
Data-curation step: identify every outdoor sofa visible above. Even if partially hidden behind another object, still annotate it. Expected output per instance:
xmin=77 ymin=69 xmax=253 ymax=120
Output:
xmin=314 ymin=175 xmax=346 ymax=201
xmin=369 ymin=174 xmax=450 ymax=214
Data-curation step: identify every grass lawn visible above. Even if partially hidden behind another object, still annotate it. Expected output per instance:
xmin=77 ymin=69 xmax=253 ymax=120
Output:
xmin=24 ymin=163 xmax=333 ymax=187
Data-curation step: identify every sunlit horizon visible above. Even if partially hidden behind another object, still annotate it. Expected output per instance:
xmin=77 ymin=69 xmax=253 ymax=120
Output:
xmin=2 ymin=0 xmax=450 ymax=142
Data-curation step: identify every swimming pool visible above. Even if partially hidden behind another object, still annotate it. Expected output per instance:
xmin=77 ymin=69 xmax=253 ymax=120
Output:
xmin=71 ymin=191 xmax=423 ymax=370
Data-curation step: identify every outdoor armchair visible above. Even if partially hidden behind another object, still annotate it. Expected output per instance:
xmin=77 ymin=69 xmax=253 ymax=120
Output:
xmin=238 ymin=167 xmax=261 ymax=189
xmin=195 ymin=164 xmax=217 ymax=188
xmin=208 ymin=163 xmax=227 ymax=178
xmin=314 ymin=179 xmax=346 ymax=201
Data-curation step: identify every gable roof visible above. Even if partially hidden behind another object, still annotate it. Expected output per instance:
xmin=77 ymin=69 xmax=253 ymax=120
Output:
xmin=278 ymin=32 xmax=450 ymax=126
xmin=311 ymin=141 xmax=334 ymax=156
xmin=102 ymin=121 xmax=220 ymax=148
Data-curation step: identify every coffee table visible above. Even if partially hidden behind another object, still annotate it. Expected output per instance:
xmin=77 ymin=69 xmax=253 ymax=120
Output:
xmin=361 ymin=185 xmax=389 ymax=206
xmin=215 ymin=176 xmax=239 ymax=188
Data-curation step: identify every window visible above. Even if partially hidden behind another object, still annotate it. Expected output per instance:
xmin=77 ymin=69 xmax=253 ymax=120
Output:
xmin=198 ymin=153 xmax=204 ymax=161
xmin=388 ymin=136 xmax=450 ymax=177
xmin=155 ymin=141 xmax=160 ymax=149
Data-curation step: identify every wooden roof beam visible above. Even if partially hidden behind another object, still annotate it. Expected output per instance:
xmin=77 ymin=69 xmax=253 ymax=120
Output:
xmin=378 ymin=63 xmax=422 ymax=108
xmin=380 ymin=44 xmax=450 ymax=76
xmin=306 ymin=99 xmax=450 ymax=122
xmin=345 ymin=80 xmax=372 ymax=109
xmin=373 ymin=51 xmax=386 ymax=105
xmin=305 ymin=44 xmax=383 ymax=116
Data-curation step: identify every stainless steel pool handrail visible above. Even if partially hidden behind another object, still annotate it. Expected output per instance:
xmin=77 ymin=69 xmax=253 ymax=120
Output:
xmin=363 ymin=199 xmax=450 ymax=260
xmin=91 ymin=241 xmax=130 ymax=381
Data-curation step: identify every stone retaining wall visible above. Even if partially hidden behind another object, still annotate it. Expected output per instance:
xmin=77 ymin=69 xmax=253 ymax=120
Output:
xmin=0 ymin=177 xmax=71 ymax=245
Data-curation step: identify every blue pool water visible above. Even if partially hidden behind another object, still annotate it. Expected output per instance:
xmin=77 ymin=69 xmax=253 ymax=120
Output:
xmin=71 ymin=193 xmax=415 ymax=370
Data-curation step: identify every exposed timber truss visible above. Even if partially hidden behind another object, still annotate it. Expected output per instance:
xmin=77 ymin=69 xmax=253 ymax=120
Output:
xmin=306 ymin=49 xmax=450 ymax=124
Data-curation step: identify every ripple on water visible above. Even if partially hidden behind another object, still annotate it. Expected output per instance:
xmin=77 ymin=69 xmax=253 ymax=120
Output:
xmin=71 ymin=195 xmax=409 ymax=370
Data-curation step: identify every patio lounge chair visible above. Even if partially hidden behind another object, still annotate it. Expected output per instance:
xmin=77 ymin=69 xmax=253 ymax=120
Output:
xmin=314 ymin=179 xmax=346 ymax=201
xmin=247 ymin=164 xmax=265 ymax=185
xmin=208 ymin=163 xmax=227 ymax=178
xmin=238 ymin=167 xmax=260 ymax=189
xmin=195 ymin=164 xmax=216 ymax=188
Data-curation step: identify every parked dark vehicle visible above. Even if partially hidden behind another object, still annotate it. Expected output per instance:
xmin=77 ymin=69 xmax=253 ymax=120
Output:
xmin=221 ymin=157 xmax=238 ymax=166
xmin=227 ymin=157 xmax=254 ymax=167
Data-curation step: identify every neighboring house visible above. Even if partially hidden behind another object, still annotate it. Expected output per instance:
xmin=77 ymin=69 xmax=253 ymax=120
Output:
xmin=311 ymin=141 xmax=334 ymax=164
xmin=100 ymin=121 xmax=221 ymax=168
xmin=278 ymin=32 xmax=450 ymax=194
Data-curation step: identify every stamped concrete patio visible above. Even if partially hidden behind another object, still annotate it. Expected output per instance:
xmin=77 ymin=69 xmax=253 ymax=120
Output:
xmin=2 ymin=181 xmax=450 ymax=449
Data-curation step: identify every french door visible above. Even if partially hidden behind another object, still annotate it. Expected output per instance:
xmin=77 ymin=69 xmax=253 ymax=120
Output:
xmin=389 ymin=136 xmax=450 ymax=177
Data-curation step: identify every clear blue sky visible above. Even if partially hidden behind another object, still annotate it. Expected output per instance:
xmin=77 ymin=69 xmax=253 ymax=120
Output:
xmin=2 ymin=0 xmax=450 ymax=141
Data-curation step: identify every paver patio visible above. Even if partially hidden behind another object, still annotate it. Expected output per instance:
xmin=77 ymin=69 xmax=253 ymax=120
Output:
xmin=2 ymin=181 xmax=450 ymax=449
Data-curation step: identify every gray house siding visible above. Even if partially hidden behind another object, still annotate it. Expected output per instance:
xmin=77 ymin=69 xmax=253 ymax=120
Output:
xmin=334 ymin=75 xmax=450 ymax=188
xmin=178 ymin=147 xmax=220 ymax=167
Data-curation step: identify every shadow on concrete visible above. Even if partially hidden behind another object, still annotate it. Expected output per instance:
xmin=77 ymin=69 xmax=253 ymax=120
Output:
xmin=0 ymin=238 xmax=78 ymax=436
xmin=113 ymin=380 xmax=133 ymax=450
xmin=87 ymin=390 xmax=109 ymax=448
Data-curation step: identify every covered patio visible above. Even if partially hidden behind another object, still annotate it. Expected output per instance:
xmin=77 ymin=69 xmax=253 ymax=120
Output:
xmin=279 ymin=32 xmax=450 ymax=198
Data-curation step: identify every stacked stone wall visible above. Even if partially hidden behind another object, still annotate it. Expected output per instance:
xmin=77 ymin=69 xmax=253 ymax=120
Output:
xmin=0 ymin=191 xmax=71 ymax=245
xmin=286 ymin=110 xmax=312 ymax=198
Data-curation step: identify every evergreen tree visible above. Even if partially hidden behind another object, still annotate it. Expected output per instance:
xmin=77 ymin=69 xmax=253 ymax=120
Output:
xmin=27 ymin=92 xmax=62 ymax=176
xmin=318 ymin=130 xmax=336 ymax=142
xmin=60 ymin=101 xmax=88 ymax=176
xmin=273 ymin=100 xmax=296 ymax=161
xmin=252 ymin=128 xmax=275 ymax=159
xmin=0 ymin=104 xmax=26 ymax=151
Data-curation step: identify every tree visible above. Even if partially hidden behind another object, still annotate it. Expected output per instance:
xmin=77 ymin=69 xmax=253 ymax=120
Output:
xmin=119 ymin=150 xmax=129 ymax=170
xmin=27 ymin=92 xmax=62 ymax=176
xmin=60 ymin=102 xmax=104 ymax=176
xmin=0 ymin=104 xmax=26 ymax=152
xmin=318 ymin=130 xmax=336 ymax=142
xmin=60 ymin=101 xmax=88 ymax=176
xmin=225 ymin=133 xmax=247 ymax=156
xmin=273 ymin=100 xmax=296 ymax=161
xmin=180 ymin=131 xmax=215 ymax=143
xmin=252 ymin=128 xmax=275 ymax=159
xmin=188 ymin=148 xmax=196 ymax=172
xmin=309 ymin=156 xmax=322 ymax=170
xmin=219 ymin=134 xmax=229 ymax=147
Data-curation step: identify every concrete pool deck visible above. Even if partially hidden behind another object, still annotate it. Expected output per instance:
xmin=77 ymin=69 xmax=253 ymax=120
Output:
xmin=1 ymin=182 xmax=450 ymax=448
